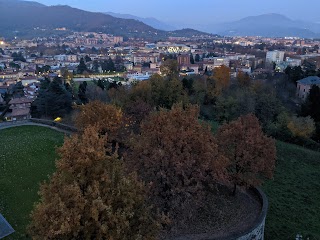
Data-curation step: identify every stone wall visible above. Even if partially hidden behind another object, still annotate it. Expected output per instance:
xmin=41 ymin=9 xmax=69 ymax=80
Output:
xmin=168 ymin=188 xmax=268 ymax=240
xmin=230 ymin=188 xmax=268 ymax=240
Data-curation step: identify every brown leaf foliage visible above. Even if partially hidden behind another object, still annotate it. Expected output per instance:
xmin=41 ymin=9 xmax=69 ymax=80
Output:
xmin=28 ymin=126 xmax=159 ymax=240
xmin=216 ymin=114 xmax=276 ymax=190
xmin=236 ymin=70 xmax=251 ymax=87
xmin=205 ymin=66 xmax=231 ymax=101
xmin=214 ymin=65 xmax=230 ymax=87
xmin=128 ymin=104 xmax=228 ymax=218
xmin=74 ymin=101 xmax=123 ymax=139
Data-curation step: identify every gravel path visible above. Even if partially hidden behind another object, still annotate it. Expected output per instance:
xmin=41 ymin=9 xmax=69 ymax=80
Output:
xmin=0 ymin=121 xmax=73 ymax=134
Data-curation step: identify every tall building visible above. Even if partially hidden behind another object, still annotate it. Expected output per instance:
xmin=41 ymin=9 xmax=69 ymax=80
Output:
xmin=177 ymin=54 xmax=190 ymax=65
xmin=266 ymin=50 xmax=285 ymax=63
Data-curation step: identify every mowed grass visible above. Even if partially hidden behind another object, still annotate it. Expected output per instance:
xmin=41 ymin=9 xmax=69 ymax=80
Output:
xmin=262 ymin=141 xmax=320 ymax=240
xmin=0 ymin=126 xmax=64 ymax=239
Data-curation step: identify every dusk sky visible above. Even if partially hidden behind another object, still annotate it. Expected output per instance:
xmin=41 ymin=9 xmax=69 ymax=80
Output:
xmin=28 ymin=0 xmax=320 ymax=27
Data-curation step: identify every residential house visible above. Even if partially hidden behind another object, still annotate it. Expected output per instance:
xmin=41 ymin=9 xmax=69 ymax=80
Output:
xmin=24 ymin=82 xmax=39 ymax=99
xmin=20 ymin=75 xmax=39 ymax=85
xmin=203 ymin=57 xmax=230 ymax=71
xmin=5 ymin=97 xmax=33 ymax=121
xmin=296 ymin=76 xmax=320 ymax=100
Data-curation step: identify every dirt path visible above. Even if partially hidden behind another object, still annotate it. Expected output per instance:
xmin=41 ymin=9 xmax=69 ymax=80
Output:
xmin=0 ymin=121 xmax=73 ymax=134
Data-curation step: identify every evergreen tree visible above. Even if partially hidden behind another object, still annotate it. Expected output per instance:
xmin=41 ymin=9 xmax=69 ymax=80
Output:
xmin=97 ymin=79 xmax=105 ymax=90
xmin=190 ymin=54 xmax=195 ymax=64
xmin=195 ymin=54 xmax=200 ymax=62
xmin=11 ymin=52 xmax=26 ymax=62
xmin=33 ymin=77 xmax=72 ymax=118
xmin=77 ymin=57 xmax=88 ymax=74
xmin=285 ymin=66 xmax=304 ymax=85
xmin=107 ymin=57 xmax=115 ymax=71
xmin=202 ymin=53 xmax=206 ymax=59
xmin=93 ymin=60 xmax=100 ymax=73
xmin=78 ymin=81 xmax=88 ymax=104
xmin=85 ymin=55 xmax=92 ymax=62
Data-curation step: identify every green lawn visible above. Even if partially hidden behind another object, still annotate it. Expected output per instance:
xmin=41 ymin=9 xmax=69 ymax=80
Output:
xmin=262 ymin=141 xmax=320 ymax=240
xmin=0 ymin=126 xmax=64 ymax=239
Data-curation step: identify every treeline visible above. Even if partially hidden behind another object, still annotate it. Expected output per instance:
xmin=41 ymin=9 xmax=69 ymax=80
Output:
xmin=34 ymin=59 xmax=320 ymax=149
xmin=77 ymin=56 xmax=125 ymax=74
xmin=100 ymin=60 xmax=320 ymax=150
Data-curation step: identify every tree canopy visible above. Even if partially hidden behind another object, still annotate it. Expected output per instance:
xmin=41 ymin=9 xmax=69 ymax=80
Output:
xmin=129 ymin=105 xmax=228 ymax=217
xmin=75 ymin=101 xmax=123 ymax=141
xmin=32 ymin=77 xmax=72 ymax=118
xmin=217 ymin=114 xmax=276 ymax=195
xmin=28 ymin=126 xmax=159 ymax=240
xmin=160 ymin=59 xmax=179 ymax=77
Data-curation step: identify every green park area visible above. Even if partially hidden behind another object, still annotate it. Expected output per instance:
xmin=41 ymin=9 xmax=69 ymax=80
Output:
xmin=263 ymin=141 xmax=320 ymax=240
xmin=0 ymin=126 xmax=64 ymax=239
xmin=0 ymin=125 xmax=319 ymax=239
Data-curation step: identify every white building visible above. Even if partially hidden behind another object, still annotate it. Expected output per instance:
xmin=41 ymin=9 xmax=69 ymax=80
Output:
xmin=127 ymin=72 xmax=151 ymax=81
xmin=276 ymin=57 xmax=302 ymax=72
xmin=203 ymin=57 xmax=230 ymax=71
xmin=266 ymin=50 xmax=285 ymax=63
xmin=155 ymin=43 xmax=190 ymax=54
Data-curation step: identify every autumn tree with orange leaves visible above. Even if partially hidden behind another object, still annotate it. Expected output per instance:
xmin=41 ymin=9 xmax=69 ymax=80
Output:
xmin=211 ymin=65 xmax=231 ymax=96
xmin=214 ymin=65 xmax=230 ymax=89
xmin=129 ymin=104 xmax=228 ymax=219
xmin=216 ymin=114 xmax=276 ymax=195
xmin=28 ymin=126 xmax=159 ymax=240
xmin=74 ymin=101 xmax=125 ymax=143
xmin=205 ymin=65 xmax=231 ymax=102
xmin=236 ymin=70 xmax=251 ymax=87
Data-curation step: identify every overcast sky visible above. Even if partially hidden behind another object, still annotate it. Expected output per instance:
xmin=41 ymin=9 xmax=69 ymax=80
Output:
xmin=27 ymin=0 xmax=320 ymax=26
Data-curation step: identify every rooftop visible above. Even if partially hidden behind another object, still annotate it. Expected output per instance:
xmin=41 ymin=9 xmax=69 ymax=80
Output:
xmin=297 ymin=76 xmax=320 ymax=85
xmin=9 ymin=97 xmax=33 ymax=105
xmin=11 ymin=108 xmax=30 ymax=117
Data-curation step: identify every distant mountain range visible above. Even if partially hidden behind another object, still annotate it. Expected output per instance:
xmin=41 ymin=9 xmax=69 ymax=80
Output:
xmin=104 ymin=12 xmax=176 ymax=31
xmin=211 ymin=13 xmax=320 ymax=38
xmin=1 ymin=0 xmax=317 ymax=40
xmin=0 ymin=0 xmax=212 ymax=39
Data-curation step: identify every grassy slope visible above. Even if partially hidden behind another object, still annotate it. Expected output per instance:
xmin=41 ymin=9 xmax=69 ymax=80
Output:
xmin=0 ymin=126 xmax=64 ymax=239
xmin=262 ymin=141 xmax=320 ymax=240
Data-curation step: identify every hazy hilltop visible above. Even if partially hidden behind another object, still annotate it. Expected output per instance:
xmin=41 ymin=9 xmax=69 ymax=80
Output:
xmin=105 ymin=12 xmax=176 ymax=31
xmin=0 ymin=0 xmax=45 ymax=7
xmin=211 ymin=13 xmax=320 ymax=38
xmin=0 ymin=0 xmax=213 ymax=39
xmin=0 ymin=0 xmax=160 ymax=39
xmin=2 ymin=0 xmax=320 ymax=39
